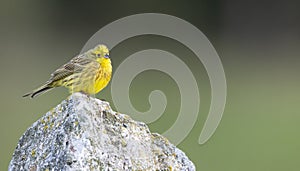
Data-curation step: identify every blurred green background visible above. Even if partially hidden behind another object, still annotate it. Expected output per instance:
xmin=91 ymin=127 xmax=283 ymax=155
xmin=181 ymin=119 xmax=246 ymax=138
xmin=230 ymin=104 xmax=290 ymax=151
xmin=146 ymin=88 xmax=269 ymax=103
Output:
xmin=1 ymin=0 xmax=300 ymax=170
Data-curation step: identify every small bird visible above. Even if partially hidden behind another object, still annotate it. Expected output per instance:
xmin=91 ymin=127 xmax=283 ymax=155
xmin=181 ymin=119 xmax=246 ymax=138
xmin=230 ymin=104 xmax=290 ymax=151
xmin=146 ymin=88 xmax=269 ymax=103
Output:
xmin=23 ymin=44 xmax=112 ymax=98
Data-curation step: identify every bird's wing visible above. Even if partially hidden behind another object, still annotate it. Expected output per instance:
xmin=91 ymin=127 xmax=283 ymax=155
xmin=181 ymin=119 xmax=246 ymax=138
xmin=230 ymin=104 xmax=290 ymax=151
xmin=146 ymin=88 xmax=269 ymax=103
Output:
xmin=48 ymin=55 xmax=96 ymax=83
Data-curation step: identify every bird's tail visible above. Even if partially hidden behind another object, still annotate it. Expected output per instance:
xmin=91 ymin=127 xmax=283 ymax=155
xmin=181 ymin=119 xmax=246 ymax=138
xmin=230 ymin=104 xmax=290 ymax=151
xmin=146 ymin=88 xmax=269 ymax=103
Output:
xmin=23 ymin=84 xmax=53 ymax=98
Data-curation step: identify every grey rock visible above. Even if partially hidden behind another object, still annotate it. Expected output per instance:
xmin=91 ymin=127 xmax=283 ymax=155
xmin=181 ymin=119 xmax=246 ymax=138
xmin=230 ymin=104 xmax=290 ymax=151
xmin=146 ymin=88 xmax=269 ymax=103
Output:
xmin=9 ymin=93 xmax=195 ymax=171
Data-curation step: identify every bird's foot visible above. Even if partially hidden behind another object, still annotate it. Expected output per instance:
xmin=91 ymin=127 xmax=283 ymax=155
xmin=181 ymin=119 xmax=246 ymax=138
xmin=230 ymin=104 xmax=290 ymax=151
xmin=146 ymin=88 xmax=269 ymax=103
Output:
xmin=78 ymin=91 xmax=90 ymax=97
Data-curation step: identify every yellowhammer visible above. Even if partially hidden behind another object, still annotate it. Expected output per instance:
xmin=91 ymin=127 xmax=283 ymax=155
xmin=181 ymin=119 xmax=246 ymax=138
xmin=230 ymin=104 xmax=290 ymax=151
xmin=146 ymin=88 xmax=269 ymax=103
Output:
xmin=23 ymin=44 xmax=112 ymax=98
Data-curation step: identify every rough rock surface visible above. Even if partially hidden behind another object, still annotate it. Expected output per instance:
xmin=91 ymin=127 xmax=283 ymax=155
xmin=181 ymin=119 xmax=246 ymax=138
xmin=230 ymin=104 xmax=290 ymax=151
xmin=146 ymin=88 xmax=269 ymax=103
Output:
xmin=9 ymin=93 xmax=195 ymax=171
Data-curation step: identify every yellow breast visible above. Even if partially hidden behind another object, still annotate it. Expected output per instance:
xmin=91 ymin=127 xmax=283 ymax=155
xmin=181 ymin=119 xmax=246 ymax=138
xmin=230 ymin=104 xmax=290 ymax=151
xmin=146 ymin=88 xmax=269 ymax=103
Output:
xmin=63 ymin=58 xmax=112 ymax=95
xmin=93 ymin=57 xmax=112 ymax=94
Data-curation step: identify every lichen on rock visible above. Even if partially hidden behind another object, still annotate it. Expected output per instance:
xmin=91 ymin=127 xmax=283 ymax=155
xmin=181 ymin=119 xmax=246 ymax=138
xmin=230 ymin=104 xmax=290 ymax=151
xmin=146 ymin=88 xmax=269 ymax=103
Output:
xmin=9 ymin=93 xmax=195 ymax=170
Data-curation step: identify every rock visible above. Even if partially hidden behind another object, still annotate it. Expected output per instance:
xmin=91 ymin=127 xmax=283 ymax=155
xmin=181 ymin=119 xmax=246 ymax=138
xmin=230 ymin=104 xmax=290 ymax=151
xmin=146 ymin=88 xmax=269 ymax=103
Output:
xmin=9 ymin=93 xmax=195 ymax=171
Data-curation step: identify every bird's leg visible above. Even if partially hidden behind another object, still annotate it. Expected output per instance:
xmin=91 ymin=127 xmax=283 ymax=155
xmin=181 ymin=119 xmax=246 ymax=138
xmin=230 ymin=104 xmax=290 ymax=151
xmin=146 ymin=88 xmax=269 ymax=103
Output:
xmin=79 ymin=91 xmax=90 ymax=97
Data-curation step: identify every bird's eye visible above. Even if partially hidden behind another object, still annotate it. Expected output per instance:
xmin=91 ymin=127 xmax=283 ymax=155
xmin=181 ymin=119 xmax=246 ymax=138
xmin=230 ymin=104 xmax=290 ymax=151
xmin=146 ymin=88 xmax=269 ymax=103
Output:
xmin=97 ymin=54 xmax=101 ymax=57
xmin=105 ymin=54 xmax=109 ymax=58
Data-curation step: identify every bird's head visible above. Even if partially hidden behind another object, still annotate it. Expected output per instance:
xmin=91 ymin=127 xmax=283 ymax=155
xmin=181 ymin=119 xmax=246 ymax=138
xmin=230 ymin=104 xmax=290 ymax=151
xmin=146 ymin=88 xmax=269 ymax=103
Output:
xmin=91 ymin=44 xmax=110 ymax=60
